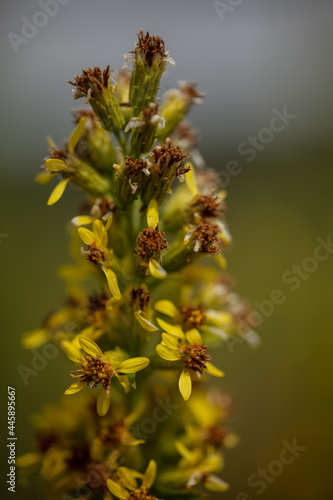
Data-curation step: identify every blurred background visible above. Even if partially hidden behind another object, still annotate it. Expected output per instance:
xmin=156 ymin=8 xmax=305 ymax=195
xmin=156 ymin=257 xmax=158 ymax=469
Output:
xmin=1 ymin=0 xmax=332 ymax=498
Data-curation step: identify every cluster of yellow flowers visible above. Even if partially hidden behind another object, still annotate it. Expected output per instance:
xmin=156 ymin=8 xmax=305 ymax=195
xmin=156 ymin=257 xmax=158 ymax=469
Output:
xmin=19 ymin=30 xmax=257 ymax=499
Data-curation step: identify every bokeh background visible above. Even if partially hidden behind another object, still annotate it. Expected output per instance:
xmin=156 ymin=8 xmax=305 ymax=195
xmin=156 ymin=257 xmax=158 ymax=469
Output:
xmin=1 ymin=0 xmax=333 ymax=499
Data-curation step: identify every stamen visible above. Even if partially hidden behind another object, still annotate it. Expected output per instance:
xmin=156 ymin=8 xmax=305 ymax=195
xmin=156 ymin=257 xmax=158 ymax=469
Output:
xmin=179 ymin=305 xmax=206 ymax=328
xmin=181 ymin=344 xmax=211 ymax=373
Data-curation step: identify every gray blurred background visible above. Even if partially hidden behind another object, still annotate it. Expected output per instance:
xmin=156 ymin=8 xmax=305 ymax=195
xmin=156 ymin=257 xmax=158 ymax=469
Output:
xmin=1 ymin=1 xmax=333 ymax=499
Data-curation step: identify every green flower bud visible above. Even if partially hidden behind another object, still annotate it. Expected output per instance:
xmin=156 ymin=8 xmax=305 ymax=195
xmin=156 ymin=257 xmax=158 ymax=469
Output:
xmin=125 ymin=30 xmax=175 ymax=113
xmin=68 ymin=66 xmax=125 ymax=132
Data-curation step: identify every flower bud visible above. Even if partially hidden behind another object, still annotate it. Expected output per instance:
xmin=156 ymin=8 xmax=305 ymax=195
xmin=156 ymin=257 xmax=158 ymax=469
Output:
xmin=68 ymin=66 xmax=125 ymax=132
xmin=140 ymin=140 xmax=190 ymax=206
xmin=126 ymin=30 xmax=175 ymax=113
xmin=129 ymin=103 xmax=165 ymax=158
xmin=158 ymin=82 xmax=205 ymax=141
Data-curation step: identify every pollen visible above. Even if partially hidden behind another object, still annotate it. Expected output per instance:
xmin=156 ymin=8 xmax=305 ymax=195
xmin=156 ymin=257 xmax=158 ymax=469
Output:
xmin=204 ymin=425 xmax=227 ymax=448
xmin=68 ymin=66 xmax=111 ymax=98
xmin=193 ymin=220 xmax=220 ymax=255
xmin=71 ymin=356 xmax=114 ymax=392
xmin=129 ymin=487 xmax=158 ymax=500
xmin=100 ymin=421 xmax=128 ymax=448
xmin=181 ymin=344 xmax=211 ymax=374
xmin=84 ymin=242 xmax=105 ymax=264
xmin=179 ymin=305 xmax=206 ymax=328
xmin=150 ymin=140 xmax=190 ymax=177
xmin=125 ymin=156 xmax=151 ymax=176
xmin=192 ymin=194 xmax=224 ymax=219
xmin=85 ymin=462 xmax=110 ymax=490
xmin=136 ymin=29 xmax=166 ymax=67
xmin=130 ymin=286 xmax=151 ymax=311
xmin=136 ymin=226 xmax=168 ymax=262
xmin=87 ymin=290 xmax=109 ymax=315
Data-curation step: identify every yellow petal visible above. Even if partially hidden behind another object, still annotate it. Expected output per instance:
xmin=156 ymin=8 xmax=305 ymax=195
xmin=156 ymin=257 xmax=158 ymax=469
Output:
xmin=161 ymin=333 xmax=180 ymax=349
xmin=35 ymin=170 xmax=54 ymax=185
xmin=156 ymin=344 xmax=181 ymax=361
xmin=185 ymin=328 xmax=203 ymax=345
xmin=65 ymin=381 xmax=86 ymax=395
xmin=149 ymin=259 xmax=167 ymax=279
xmin=147 ymin=199 xmax=159 ymax=228
xmin=45 ymin=159 xmax=67 ymax=172
xmin=78 ymin=227 xmax=95 ymax=245
xmin=16 ymin=452 xmax=41 ymax=468
xmin=60 ymin=340 xmax=82 ymax=363
xmin=107 ymin=479 xmax=128 ymax=499
xmin=93 ymin=219 xmax=107 ymax=248
xmin=215 ymin=253 xmax=227 ymax=269
xmin=134 ymin=311 xmax=158 ymax=332
xmin=71 ymin=215 xmax=96 ymax=227
xmin=21 ymin=329 xmax=48 ymax=349
xmin=68 ymin=116 xmax=86 ymax=154
xmin=102 ymin=267 xmax=122 ymax=300
xmin=79 ymin=336 xmax=103 ymax=357
xmin=154 ymin=300 xmax=178 ymax=318
xmin=179 ymin=369 xmax=192 ymax=401
xmin=204 ymin=474 xmax=229 ymax=492
xmin=156 ymin=318 xmax=184 ymax=339
xmin=118 ymin=467 xmax=138 ymax=490
xmin=205 ymin=310 xmax=233 ymax=326
xmin=175 ymin=441 xmax=196 ymax=461
xmin=105 ymin=214 xmax=113 ymax=231
xmin=117 ymin=357 xmax=150 ymax=374
xmin=142 ymin=460 xmax=157 ymax=489
xmin=185 ymin=162 xmax=198 ymax=196
xmin=47 ymin=178 xmax=69 ymax=205
xmin=205 ymin=362 xmax=224 ymax=377
xmin=97 ymin=388 xmax=111 ymax=416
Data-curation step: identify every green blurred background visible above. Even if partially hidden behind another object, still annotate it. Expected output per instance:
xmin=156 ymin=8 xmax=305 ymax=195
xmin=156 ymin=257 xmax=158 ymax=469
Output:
xmin=1 ymin=1 xmax=333 ymax=499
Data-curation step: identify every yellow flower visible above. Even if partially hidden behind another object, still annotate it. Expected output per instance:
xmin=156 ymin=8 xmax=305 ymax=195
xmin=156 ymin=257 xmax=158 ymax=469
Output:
xmin=78 ymin=216 xmax=122 ymax=300
xmin=161 ymin=442 xmax=229 ymax=493
xmin=176 ymin=442 xmax=229 ymax=492
xmin=155 ymin=298 xmax=234 ymax=342
xmin=45 ymin=117 xmax=86 ymax=205
xmin=156 ymin=327 xmax=224 ymax=401
xmin=181 ymin=390 xmax=240 ymax=450
xmin=107 ymin=460 xmax=160 ymax=500
xmin=65 ymin=337 xmax=150 ymax=416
